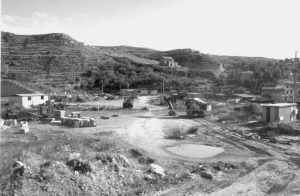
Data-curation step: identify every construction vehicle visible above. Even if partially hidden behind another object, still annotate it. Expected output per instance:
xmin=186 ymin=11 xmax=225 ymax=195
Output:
xmin=165 ymin=93 xmax=211 ymax=118
xmin=185 ymin=98 xmax=210 ymax=117
xmin=123 ymin=96 xmax=134 ymax=109
xmin=166 ymin=98 xmax=176 ymax=116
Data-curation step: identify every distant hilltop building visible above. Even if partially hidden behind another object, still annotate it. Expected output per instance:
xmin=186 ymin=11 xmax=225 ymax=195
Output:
xmin=160 ymin=56 xmax=181 ymax=68
xmin=261 ymin=81 xmax=300 ymax=103
xmin=215 ymin=63 xmax=225 ymax=76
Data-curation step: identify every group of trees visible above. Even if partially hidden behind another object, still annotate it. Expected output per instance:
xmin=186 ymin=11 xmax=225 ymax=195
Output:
xmin=227 ymin=60 xmax=290 ymax=90
xmin=80 ymin=57 xmax=206 ymax=92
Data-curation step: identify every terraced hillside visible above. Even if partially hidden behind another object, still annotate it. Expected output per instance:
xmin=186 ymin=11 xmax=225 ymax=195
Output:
xmin=1 ymin=31 xmax=279 ymax=89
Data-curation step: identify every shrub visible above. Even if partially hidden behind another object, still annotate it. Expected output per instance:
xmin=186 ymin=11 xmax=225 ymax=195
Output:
xmin=164 ymin=127 xmax=185 ymax=140
xmin=186 ymin=127 xmax=198 ymax=134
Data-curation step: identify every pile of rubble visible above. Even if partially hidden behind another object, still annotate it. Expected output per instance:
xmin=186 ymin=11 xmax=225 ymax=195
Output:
xmin=0 ymin=119 xmax=30 ymax=133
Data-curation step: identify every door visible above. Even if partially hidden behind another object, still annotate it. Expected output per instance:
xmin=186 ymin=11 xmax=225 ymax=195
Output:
xmin=266 ymin=107 xmax=271 ymax=122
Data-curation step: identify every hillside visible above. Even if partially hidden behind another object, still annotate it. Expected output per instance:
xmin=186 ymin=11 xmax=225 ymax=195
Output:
xmin=1 ymin=31 xmax=282 ymax=91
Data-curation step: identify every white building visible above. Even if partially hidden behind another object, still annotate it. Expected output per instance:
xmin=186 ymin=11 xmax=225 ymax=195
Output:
xmin=9 ymin=93 xmax=49 ymax=108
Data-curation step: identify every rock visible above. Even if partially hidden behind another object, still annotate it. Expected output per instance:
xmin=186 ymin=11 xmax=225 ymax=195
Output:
xmin=113 ymin=164 xmax=120 ymax=173
xmin=69 ymin=152 xmax=81 ymax=160
xmin=199 ymin=170 xmax=213 ymax=180
xmin=111 ymin=157 xmax=117 ymax=165
xmin=149 ymin=164 xmax=165 ymax=177
xmin=13 ymin=161 xmax=26 ymax=176
xmin=144 ymin=174 xmax=155 ymax=181
xmin=13 ymin=161 xmax=25 ymax=168
xmin=118 ymin=155 xmax=130 ymax=167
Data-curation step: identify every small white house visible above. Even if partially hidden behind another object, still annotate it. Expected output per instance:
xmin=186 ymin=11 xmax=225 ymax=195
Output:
xmin=9 ymin=93 xmax=49 ymax=108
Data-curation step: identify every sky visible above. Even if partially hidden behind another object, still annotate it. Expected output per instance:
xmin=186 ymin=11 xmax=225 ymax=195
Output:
xmin=1 ymin=0 xmax=300 ymax=59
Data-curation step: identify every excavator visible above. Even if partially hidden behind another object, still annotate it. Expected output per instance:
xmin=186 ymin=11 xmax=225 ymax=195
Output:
xmin=165 ymin=93 xmax=211 ymax=118
xmin=123 ymin=96 xmax=134 ymax=109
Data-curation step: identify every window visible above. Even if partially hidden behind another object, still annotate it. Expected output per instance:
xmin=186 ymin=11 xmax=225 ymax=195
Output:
xmin=28 ymin=96 xmax=31 ymax=101
xmin=41 ymin=95 xmax=44 ymax=100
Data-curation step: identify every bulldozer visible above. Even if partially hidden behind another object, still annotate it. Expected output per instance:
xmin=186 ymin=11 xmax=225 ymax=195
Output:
xmin=123 ymin=96 xmax=134 ymax=109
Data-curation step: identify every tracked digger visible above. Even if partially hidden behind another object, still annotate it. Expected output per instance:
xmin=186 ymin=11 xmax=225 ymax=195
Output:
xmin=123 ymin=96 xmax=134 ymax=109
xmin=165 ymin=93 xmax=210 ymax=118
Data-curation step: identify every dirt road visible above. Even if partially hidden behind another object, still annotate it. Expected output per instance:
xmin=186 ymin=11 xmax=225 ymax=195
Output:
xmin=111 ymin=96 xmax=300 ymax=195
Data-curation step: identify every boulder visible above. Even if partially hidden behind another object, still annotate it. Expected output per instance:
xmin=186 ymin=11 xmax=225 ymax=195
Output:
xmin=149 ymin=164 xmax=165 ymax=177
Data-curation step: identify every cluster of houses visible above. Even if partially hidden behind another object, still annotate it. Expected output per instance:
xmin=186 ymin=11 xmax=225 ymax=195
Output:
xmin=247 ymin=78 xmax=299 ymax=124
xmin=159 ymin=56 xmax=181 ymax=68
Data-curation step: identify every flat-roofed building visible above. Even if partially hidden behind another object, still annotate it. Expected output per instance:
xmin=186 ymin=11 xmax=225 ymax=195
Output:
xmin=261 ymin=103 xmax=297 ymax=123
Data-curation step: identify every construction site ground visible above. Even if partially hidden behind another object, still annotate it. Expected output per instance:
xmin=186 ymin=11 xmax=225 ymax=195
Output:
xmin=1 ymin=96 xmax=300 ymax=195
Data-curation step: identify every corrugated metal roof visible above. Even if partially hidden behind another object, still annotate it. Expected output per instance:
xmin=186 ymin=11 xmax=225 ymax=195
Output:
xmin=15 ymin=93 xmax=46 ymax=97
xmin=261 ymin=103 xmax=297 ymax=107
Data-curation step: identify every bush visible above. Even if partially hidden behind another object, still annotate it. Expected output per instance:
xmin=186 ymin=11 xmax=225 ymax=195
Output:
xmin=186 ymin=127 xmax=198 ymax=134
xmin=164 ymin=127 xmax=185 ymax=140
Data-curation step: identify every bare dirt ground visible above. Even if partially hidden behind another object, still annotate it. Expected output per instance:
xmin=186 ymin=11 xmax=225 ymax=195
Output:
xmin=1 ymin=96 xmax=300 ymax=195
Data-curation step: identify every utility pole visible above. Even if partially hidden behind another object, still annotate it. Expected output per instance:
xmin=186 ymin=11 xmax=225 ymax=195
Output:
xmin=293 ymin=51 xmax=298 ymax=103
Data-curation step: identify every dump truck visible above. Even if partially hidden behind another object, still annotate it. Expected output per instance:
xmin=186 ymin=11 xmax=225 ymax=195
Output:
xmin=123 ymin=96 xmax=134 ymax=109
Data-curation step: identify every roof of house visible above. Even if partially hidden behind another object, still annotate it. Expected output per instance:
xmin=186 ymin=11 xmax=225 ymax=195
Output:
xmin=262 ymin=86 xmax=286 ymax=90
xmin=234 ymin=94 xmax=256 ymax=98
xmin=283 ymin=81 xmax=300 ymax=85
xmin=15 ymin=93 xmax=46 ymax=97
xmin=261 ymin=103 xmax=297 ymax=107
xmin=162 ymin=56 xmax=174 ymax=60
xmin=241 ymin=71 xmax=254 ymax=74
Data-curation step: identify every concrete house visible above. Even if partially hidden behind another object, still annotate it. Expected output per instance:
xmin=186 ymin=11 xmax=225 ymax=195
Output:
xmin=261 ymin=103 xmax=298 ymax=123
xmin=9 ymin=94 xmax=49 ymax=108
xmin=261 ymin=85 xmax=290 ymax=102
xmin=283 ymin=81 xmax=300 ymax=102
xmin=160 ymin=56 xmax=181 ymax=68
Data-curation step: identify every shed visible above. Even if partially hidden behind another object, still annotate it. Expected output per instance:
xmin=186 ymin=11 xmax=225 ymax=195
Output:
xmin=261 ymin=103 xmax=298 ymax=123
